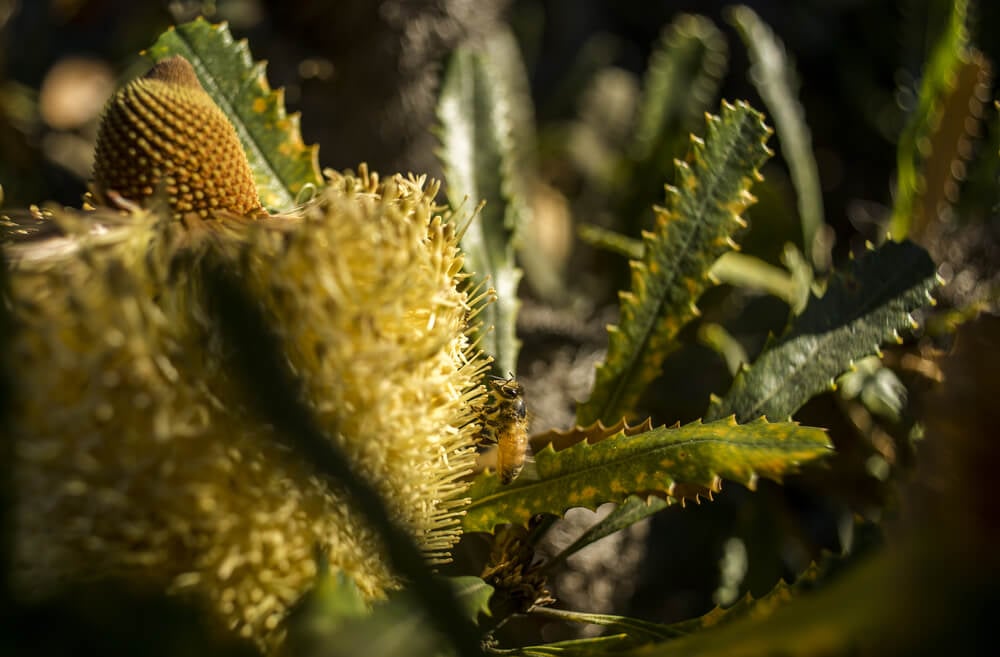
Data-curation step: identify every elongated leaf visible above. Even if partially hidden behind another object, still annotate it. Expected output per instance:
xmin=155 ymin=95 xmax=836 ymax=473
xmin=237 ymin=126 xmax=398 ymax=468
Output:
xmin=620 ymin=14 xmax=728 ymax=231
xmin=517 ymin=634 xmax=637 ymax=657
xmin=463 ymin=417 xmax=831 ymax=533
xmin=631 ymin=14 xmax=728 ymax=167
xmin=529 ymin=606 xmax=683 ymax=642
xmin=727 ymin=6 xmax=826 ymax=265
xmin=620 ymin=537 xmax=982 ymax=657
xmin=542 ymin=495 xmax=670 ymax=571
xmin=662 ymin=562 xmax=822 ymax=638
xmin=286 ymin=575 xmax=492 ymax=657
xmin=146 ymin=18 xmax=322 ymax=213
xmin=522 ymin=563 xmax=823 ymax=656
xmin=889 ymin=0 xmax=974 ymax=239
xmin=437 ymin=34 xmax=526 ymax=375
xmin=708 ymin=240 xmax=939 ymax=423
xmin=530 ymin=417 xmax=653 ymax=453
xmin=907 ymin=51 xmax=991 ymax=240
xmin=577 ymin=101 xmax=773 ymax=426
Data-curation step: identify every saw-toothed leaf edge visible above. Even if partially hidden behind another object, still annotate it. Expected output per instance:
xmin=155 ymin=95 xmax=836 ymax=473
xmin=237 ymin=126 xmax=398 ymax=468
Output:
xmin=630 ymin=14 xmax=729 ymax=167
xmin=530 ymin=417 xmax=654 ymax=453
xmin=463 ymin=416 xmax=831 ymax=533
xmin=618 ymin=13 xmax=730 ymax=235
xmin=577 ymin=100 xmax=773 ymax=426
xmin=708 ymin=240 xmax=940 ymax=423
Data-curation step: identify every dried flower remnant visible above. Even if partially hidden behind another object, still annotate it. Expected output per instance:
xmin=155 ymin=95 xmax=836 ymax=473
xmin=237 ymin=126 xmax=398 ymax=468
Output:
xmin=6 ymin=166 xmax=489 ymax=650
xmin=90 ymin=55 xmax=262 ymax=219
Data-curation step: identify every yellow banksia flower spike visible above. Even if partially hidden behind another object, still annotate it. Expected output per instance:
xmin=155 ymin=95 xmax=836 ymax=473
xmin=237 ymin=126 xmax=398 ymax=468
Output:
xmin=5 ymin=55 xmax=490 ymax=652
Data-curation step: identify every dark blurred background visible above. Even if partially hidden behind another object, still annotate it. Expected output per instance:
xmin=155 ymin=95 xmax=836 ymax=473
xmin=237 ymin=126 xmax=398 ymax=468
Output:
xmin=3 ymin=0 xmax=998 ymax=219
xmin=2 ymin=0 xmax=998 ymax=650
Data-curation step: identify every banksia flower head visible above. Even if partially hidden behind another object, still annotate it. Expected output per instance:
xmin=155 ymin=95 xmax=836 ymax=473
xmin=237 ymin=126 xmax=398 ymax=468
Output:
xmin=91 ymin=55 xmax=262 ymax=219
xmin=6 ymin=52 xmax=489 ymax=652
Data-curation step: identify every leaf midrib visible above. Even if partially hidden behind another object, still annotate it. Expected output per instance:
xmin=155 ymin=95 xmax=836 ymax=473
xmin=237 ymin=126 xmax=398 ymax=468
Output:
xmin=596 ymin=112 xmax=759 ymax=423
xmin=727 ymin=258 xmax=933 ymax=421
xmin=467 ymin=432 xmax=828 ymax=513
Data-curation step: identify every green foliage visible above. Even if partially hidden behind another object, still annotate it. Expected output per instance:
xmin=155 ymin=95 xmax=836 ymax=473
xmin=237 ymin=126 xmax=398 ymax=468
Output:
xmin=511 ymin=565 xmax=822 ymax=655
xmin=619 ymin=545 xmax=957 ymax=657
xmin=8 ymin=4 xmax=993 ymax=656
xmin=630 ymin=16 xmax=728 ymax=167
xmin=620 ymin=14 xmax=729 ymax=229
xmin=437 ymin=30 xmax=528 ymax=375
xmin=727 ymin=6 xmax=827 ymax=267
xmin=146 ymin=18 xmax=322 ymax=212
xmin=463 ymin=417 xmax=831 ymax=533
xmin=709 ymin=250 xmax=809 ymax=313
xmin=889 ymin=0 xmax=982 ymax=239
xmin=708 ymin=240 xmax=939 ymax=422
xmin=285 ymin=573 xmax=493 ymax=657
xmin=577 ymin=101 xmax=772 ymax=426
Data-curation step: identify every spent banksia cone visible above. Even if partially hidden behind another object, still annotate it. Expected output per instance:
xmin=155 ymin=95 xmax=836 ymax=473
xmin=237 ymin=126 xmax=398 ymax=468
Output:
xmin=6 ymin=48 xmax=490 ymax=653
xmin=91 ymin=55 xmax=262 ymax=218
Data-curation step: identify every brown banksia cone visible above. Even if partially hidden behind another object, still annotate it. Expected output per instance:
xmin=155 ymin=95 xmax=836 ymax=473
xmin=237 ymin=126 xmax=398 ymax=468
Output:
xmin=91 ymin=55 xmax=262 ymax=219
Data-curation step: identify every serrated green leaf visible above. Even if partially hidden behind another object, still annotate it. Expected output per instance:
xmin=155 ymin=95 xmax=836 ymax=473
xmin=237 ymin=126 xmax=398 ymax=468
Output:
xmin=437 ymin=33 xmax=527 ymax=375
xmin=709 ymin=240 xmax=938 ymax=423
xmin=463 ymin=417 xmax=831 ymax=533
xmin=529 ymin=605 xmax=683 ymax=642
xmin=889 ymin=0 xmax=975 ymax=239
xmin=577 ymin=101 xmax=773 ymax=427
xmin=618 ymin=540 xmax=976 ymax=657
xmin=908 ymin=51 xmax=991 ymax=240
xmin=618 ymin=15 xmax=729 ymax=233
xmin=660 ymin=562 xmax=822 ymax=638
xmin=727 ymin=6 xmax=826 ymax=267
xmin=521 ymin=562 xmax=824 ymax=656
xmin=631 ymin=14 xmax=728 ymax=167
xmin=145 ymin=18 xmax=322 ymax=213
xmin=448 ymin=576 xmax=495 ymax=623
xmin=517 ymin=634 xmax=637 ymax=657
xmin=286 ymin=576 xmax=490 ymax=657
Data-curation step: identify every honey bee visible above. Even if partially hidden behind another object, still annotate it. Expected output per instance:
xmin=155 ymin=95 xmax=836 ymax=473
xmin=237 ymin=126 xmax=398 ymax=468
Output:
xmin=478 ymin=373 xmax=529 ymax=484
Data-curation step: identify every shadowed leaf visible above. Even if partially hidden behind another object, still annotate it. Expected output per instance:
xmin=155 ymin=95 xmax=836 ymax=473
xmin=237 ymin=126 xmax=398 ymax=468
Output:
xmin=708 ymin=240 xmax=939 ymax=423
xmin=631 ymin=14 xmax=728 ymax=166
xmin=728 ymin=5 xmax=826 ymax=265
xmin=621 ymin=14 xmax=729 ymax=230
xmin=889 ymin=0 xmax=987 ymax=239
